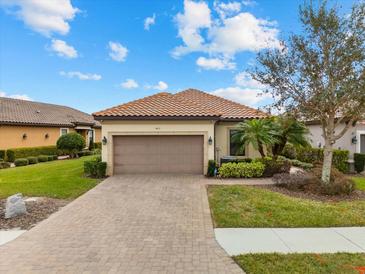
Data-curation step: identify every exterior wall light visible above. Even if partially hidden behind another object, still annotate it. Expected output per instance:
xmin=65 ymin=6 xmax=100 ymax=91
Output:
xmin=102 ymin=136 xmax=108 ymax=145
xmin=45 ymin=133 xmax=49 ymax=139
xmin=208 ymin=136 xmax=213 ymax=145
xmin=22 ymin=133 xmax=27 ymax=139
xmin=352 ymin=136 xmax=357 ymax=144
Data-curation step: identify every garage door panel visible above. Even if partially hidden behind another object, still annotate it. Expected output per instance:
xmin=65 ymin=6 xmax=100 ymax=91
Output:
xmin=113 ymin=135 xmax=203 ymax=174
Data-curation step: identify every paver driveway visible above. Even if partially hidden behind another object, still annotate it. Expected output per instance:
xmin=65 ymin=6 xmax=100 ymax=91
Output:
xmin=0 ymin=175 xmax=242 ymax=273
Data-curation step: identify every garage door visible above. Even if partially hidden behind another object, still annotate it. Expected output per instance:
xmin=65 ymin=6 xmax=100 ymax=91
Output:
xmin=113 ymin=135 xmax=204 ymax=174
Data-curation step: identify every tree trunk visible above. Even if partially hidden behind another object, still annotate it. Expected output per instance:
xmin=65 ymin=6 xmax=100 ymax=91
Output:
xmin=321 ymin=140 xmax=333 ymax=185
xmin=258 ymin=141 xmax=266 ymax=158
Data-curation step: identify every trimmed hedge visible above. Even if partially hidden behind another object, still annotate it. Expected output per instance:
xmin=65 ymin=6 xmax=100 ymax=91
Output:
xmin=78 ymin=150 xmax=93 ymax=157
xmin=5 ymin=146 xmax=61 ymax=162
xmin=0 ymin=162 xmax=11 ymax=169
xmin=219 ymin=162 xmax=265 ymax=178
xmin=286 ymin=146 xmax=349 ymax=173
xmin=14 ymin=158 xmax=29 ymax=167
xmin=47 ymin=155 xmax=54 ymax=161
xmin=27 ymin=156 xmax=38 ymax=164
xmin=37 ymin=155 xmax=49 ymax=162
xmin=354 ymin=153 xmax=365 ymax=173
xmin=0 ymin=150 xmax=5 ymax=161
xmin=220 ymin=158 xmax=252 ymax=165
xmin=84 ymin=157 xmax=107 ymax=178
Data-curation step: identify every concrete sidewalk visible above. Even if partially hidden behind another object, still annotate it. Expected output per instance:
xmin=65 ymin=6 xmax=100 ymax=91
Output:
xmin=215 ymin=227 xmax=365 ymax=255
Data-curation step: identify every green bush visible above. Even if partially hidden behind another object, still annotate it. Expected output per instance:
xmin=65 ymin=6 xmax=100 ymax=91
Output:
xmin=27 ymin=156 xmax=38 ymax=164
xmin=94 ymin=142 xmax=102 ymax=149
xmin=37 ymin=155 xmax=49 ymax=162
xmin=57 ymin=133 xmax=86 ymax=158
xmin=220 ymin=158 xmax=252 ymax=165
xmin=14 ymin=158 xmax=29 ymax=167
xmin=84 ymin=157 xmax=107 ymax=178
xmin=0 ymin=162 xmax=11 ymax=169
xmin=0 ymin=150 xmax=5 ymax=161
xmin=219 ymin=162 xmax=265 ymax=178
xmin=255 ymin=157 xmax=291 ymax=177
xmin=7 ymin=146 xmax=61 ymax=160
xmin=281 ymin=144 xmax=297 ymax=159
xmin=6 ymin=150 xmax=15 ymax=162
xmin=207 ymin=160 xmax=217 ymax=177
xmin=277 ymin=156 xmax=314 ymax=170
xmin=47 ymin=155 xmax=54 ymax=161
xmin=52 ymin=155 xmax=58 ymax=160
xmin=78 ymin=150 xmax=93 ymax=157
xmin=354 ymin=153 xmax=365 ymax=173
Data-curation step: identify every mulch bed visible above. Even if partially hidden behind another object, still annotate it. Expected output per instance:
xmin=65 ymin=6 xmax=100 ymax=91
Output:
xmin=0 ymin=198 xmax=69 ymax=230
xmin=255 ymin=184 xmax=365 ymax=202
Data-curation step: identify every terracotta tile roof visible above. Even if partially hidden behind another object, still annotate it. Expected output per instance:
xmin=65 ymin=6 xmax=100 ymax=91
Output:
xmin=0 ymin=97 xmax=101 ymax=128
xmin=94 ymin=89 xmax=267 ymax=120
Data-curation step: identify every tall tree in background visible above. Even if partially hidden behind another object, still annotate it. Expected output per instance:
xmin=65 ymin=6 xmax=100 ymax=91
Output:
xmin=251 ymin=1 xmax=365 ymax=184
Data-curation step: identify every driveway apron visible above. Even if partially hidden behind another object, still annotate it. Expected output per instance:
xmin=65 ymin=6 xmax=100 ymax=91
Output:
xmin=0 ymin=175 xmax=242 ymax=274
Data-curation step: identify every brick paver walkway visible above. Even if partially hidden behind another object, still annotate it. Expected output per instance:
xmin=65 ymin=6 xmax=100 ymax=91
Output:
xmin=0 ymin=175 xmax=242 ymax=273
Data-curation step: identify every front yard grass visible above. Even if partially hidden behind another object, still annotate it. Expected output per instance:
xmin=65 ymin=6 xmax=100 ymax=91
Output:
xmin=234 ymin=253 xmax=365 ymax=274
xmin=0 ymin=156 xmax=100 ymax=199
xmin=353 ymin=177 xmax=365 ymax=191
xmin=208 ymin=185 xmax=365 ymax=227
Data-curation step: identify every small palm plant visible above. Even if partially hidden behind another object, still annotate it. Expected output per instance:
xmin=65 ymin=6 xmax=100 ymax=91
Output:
xmin=232 ymin=119 xmax=279 ymax=158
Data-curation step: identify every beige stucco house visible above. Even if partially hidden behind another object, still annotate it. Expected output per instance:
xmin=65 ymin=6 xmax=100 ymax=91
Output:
xmin=93 ymin=89 xmax=267 ymax=176
xmin=307 ymin=121 xmax=365 ymax=158
xmin=0 ymin=97 xmax=101 ymax=150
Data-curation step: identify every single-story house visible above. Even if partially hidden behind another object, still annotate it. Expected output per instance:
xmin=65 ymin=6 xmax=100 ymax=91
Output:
xmin=93 ymin=89 xmax=267 ymax=176
xmin=0 ymin=97 xmax=101 ymax=150
xmin=307 ymin=120 xmax=365 ymax=158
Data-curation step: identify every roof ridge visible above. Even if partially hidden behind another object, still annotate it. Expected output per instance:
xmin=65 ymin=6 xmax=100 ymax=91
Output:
xmin=92 ymin=92 xmax=172 ymax=116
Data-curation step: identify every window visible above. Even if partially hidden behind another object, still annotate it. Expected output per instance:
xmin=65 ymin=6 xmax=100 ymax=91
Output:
xmin=60 ymin=128 xmax=69 ymax=136
xmin=229 ymin=130 xmax=245 ymax=156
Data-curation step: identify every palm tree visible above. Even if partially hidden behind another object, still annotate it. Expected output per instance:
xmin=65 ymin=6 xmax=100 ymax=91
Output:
xmin=232 ymin=119 xmax=279 ymax=158
xmin=271 ymin=116 xmax=310 ymax=159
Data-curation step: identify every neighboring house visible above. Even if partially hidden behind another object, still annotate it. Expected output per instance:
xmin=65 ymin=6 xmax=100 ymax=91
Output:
xmin=93 ymin=89 xmax=267 ymax=175
xmin=0 ymin=97 xmax=101 ymax=150
xmin=307 ymin=120 xmax=365 ymax=158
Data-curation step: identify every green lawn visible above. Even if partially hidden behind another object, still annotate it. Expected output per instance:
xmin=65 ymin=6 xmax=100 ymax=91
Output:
xmin=208 ymin=185 xmax=365 ymax=227
xmin=0 ymin=156 xmax=100 ymax=199
xmin=353 ymin=177 xmax=365 ymax=191
xmin=234 ymin=253 xmax=365 ymax=274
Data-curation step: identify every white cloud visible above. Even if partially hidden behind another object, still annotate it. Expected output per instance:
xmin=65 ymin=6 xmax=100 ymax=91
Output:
xmin=50 ymin=39 xmax=78 ymax=58
xmin=214 ymin=1 xmax=241 ymax=19
xmin=172 ymin=0 xmax=280 ymax=67
xmin=242 ymin=0 xmax=257 ymax=7
xmin=108 ymin=41 xmax=128 ymax=62
xmin=60 ymin=71 xmax=101 ymax=81
xmin=0 ymin=0 xmax=79 ymax=36
xmin=121 ymin=79 xmax=139 ymax=89
xmin=211 ymin=86 xmax=270 ymax=107
xmin=234 ymin=71 xmax=264 ymax=89
xmin=146 ymin=81 xmax=169 ymax=91
xmin=0 ymin=90 xmax=32 ymax=101
xmin=144 ymin=14 xmax=156 ymax=30
xmin=196 ymin=56 xmax=235 ymax=70
xmin=172 ymin=0 xmax=211 ymax=57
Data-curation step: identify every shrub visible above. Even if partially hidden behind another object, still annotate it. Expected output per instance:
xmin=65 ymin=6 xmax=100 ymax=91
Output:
xmin=332 ymin=149 xmax=349 ymax=173
xmin=94 ymin=142 xmax=102 ymax=149
xmin=218 ymin=162 xmax=265 ymax=178
xmin=277 ymin=156 xmax=313 ymax=170
xmin=273 ymin=172 xmax=314 ymax=190
xmin=84 ymin=156 xmax=107 ymax=178
xmin=354 ymin=153 xmax=365 ymax=173
xmin=57 ymin=133 xmax=86 ymax=158
xmin=78 ymin=150 xmax=93 ymax=157
xmin=207 ymin=160 xmax=217 ymax=177
xmin=27 ymin=156 xmax=38 ymax=165
xmin=93 ymin=148 xmax=101 ymax=155
xmin=255 ymin=157 xmax=291 ymax=177
xmin=7 ymin=146 xmax=61 ymax=160
xmin=0 ymin=162 xmax=11 ymax=169
xmin=52 ymin=155 xmax=58 ymax=160
xmin=281 ymin=144 xmax=297 ymax=159
xmin=37 ymin=155 xmax=49 ymax=162
xmin=47 ymin=155 xmax=54 ymax=161
xmin=14 ymin=158 xmax=29 ymax=167
xmin=6 ymin=150 xmax=15 ymax=162
xmin=0 ymin=150 xmax=5 ymax=161
xmin=220 ymin=158 xmax=252 ymax=165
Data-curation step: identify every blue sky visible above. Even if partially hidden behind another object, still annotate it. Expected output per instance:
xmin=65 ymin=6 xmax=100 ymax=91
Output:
xmin=0 ymin=0 xmax=356 ymax=114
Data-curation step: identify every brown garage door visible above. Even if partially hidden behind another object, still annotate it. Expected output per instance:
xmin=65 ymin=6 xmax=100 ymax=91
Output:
xmin=113 ymin=135 xmax=204 ymax=174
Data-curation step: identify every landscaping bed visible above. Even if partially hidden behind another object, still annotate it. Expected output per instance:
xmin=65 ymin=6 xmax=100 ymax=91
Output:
xmin=207 ymin=185 xmax=365 ymax=227
xmin=0 ymin=197 xmax=68 ymax=230
xmin=234 ymin=253 xmax=365 ymax=274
